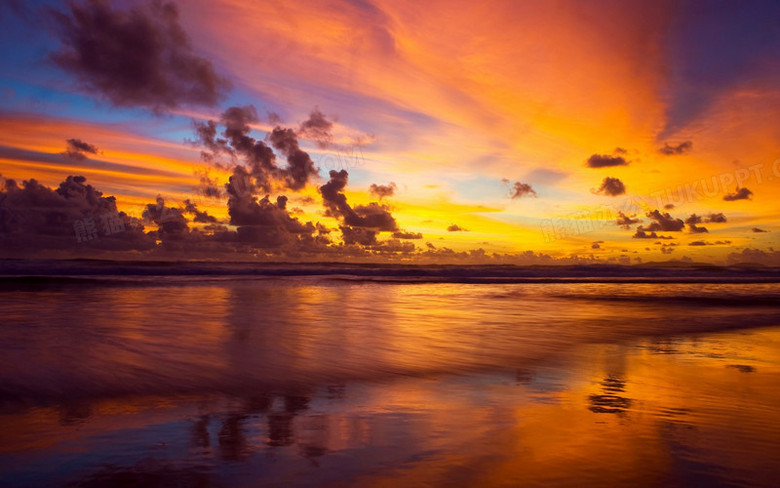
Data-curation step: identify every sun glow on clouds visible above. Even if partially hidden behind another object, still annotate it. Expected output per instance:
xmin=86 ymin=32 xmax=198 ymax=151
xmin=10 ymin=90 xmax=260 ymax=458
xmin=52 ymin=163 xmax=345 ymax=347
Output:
xmin=0 ymin=0 xmax=778 ymax=263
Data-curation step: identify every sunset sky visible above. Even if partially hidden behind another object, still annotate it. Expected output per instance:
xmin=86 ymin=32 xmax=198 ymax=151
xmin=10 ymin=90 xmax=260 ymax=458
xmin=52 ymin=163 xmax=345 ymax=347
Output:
xmin=0 ymin=0 xmax=778 ymax=263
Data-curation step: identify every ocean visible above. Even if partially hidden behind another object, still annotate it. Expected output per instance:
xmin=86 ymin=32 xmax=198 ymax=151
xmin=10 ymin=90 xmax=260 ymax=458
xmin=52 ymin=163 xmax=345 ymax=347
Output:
xmin=1 ymin=260 xmax=779 ymax=487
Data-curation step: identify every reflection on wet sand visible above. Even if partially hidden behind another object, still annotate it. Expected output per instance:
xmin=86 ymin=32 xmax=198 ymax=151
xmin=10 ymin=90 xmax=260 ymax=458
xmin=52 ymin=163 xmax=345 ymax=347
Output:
xmin=588 ymin=375 xmax=632 ymax=415
xmin=2 ymin=281 xmax=779 ymax=401
xmin=0 ymin=281 xmax=779 ymax=486
xmin=0 ymin=326 xmax=778 ymax=487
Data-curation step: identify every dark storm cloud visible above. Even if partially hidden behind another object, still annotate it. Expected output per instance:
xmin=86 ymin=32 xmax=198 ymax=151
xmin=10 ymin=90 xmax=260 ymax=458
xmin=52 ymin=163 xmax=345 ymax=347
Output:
xmin=229 ymin=196 xmax=316 ymax=248
xmin=222 ymin=106 xmax=276 ymax=173
xmin=216 ymin=106 xmax=278 ymax=191
xmin=192 ymin=120 xmax=223 ymax=163
xmin=297 ymin=108 xmax=334 ymax=149
xmin=616 ymin=212 xmax=640 ymax=230
xmin=586 ymin=152 xmax=628 ymax=168
xmin=723 ymin=187 xmax=753 ymax=201
xmin=340 ymin=225 xmax=378 ymax=246
xmin=594 ymin=177 xmax=626 ymax=196
xmin=319 ymin=169 xmax=350 ymax=213
xmin=143 ymin=196 xmax=189 ymax=236
xmin=61 ymin=138 xmax=99 ymax=160
xmin=392 ymin=231 xmax=422 ymax=239
xmin=728 ymin=248 xmax=780 ymax=266
xmin=319 ymin=170 xmax=398 ymax=246
xmin=664 ymin=204 xmax=675 ymax=210
xmin=705 ymin=212 xmax=727 ymax=223
xmin=508 ymin=182 xmax=537 ymax=199
xmin=632 ymin=228 xmax=657 ymax=239
xmin=267 ymin=112 xmax=283 ymax=126
xmin=447 ymin=224 xmax=467 ymax=232
xmin=687 ymin=223 xmax=709 ymax=234
xmin=348 ymin=202 xmax=398 ymax=230
xmin=369 ymin=239 xmax=417 ymax=255
xmin=684 ymin=214 xmax=702 ymax=225
xmin=684 ymin=212 xmax=712 ymax=233
xmin=214 ymin=166 xmax=328 ymax=251
xmin=195 ymin=170 xmax=223 ymax=199
xmin=681 ymin=212 xmax=725 ymax=232
xmin=226 ymin=170 xmax=306 ymax=225
xmin=658 ymin=141 xmax=693 ymax=156
xmin=0 ymin=174 xmax=247 ymax=255
xmin=695 ymin=240 xmax=730 ymax=246
xmin=183 ymin=199 xmax=217 ymax=223
xmin=752 ymin=227 xmax=768 ymax=233
xmin=369 ymin=182 xmax=397 ymax=199
xmin=632 ymin=227 xmax=673 ymax=240
xmin=0 ymin=175 xmax=152 ymax=251
xmin=194 ymin=105 xmax=319 ymax=193
xmin=268 ymin=127 xmax=319 ymax=191
xmin=52 ymin=0 xmax=230 ymax=111
xmin=0 ymin=172 xmax=413 ymax=258
xmin=319 ymin=170 xmax=397 ymax=231
xmin=645 ymin=210 xmax=685 ymax=232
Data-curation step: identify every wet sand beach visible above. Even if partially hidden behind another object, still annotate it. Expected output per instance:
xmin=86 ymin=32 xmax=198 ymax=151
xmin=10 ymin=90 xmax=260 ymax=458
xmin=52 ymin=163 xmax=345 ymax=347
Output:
xmin=0 ymin=268 xmax=779 ymax=486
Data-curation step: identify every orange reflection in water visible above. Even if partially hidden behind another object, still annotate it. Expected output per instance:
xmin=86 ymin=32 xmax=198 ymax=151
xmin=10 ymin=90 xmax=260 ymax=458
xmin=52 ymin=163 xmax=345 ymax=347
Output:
xmin=0 ymin=280 xmax=779 ymax=486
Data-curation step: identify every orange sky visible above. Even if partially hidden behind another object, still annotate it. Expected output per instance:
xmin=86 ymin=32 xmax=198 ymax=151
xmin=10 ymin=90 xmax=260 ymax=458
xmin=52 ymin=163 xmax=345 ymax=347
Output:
xmin=0 ymin=0 xmax=778 ymax=263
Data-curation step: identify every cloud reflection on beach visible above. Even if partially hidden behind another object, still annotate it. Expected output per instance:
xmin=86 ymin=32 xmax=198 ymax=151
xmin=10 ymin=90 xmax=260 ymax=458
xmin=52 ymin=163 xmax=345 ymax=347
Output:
xmin=0 ymin=279 xmax=778 ymax=486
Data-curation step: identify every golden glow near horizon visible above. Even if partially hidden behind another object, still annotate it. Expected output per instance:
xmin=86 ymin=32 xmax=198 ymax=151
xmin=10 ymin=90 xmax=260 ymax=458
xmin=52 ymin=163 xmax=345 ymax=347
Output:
xmin=0 ymin=0 xmax=778 ymax=262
